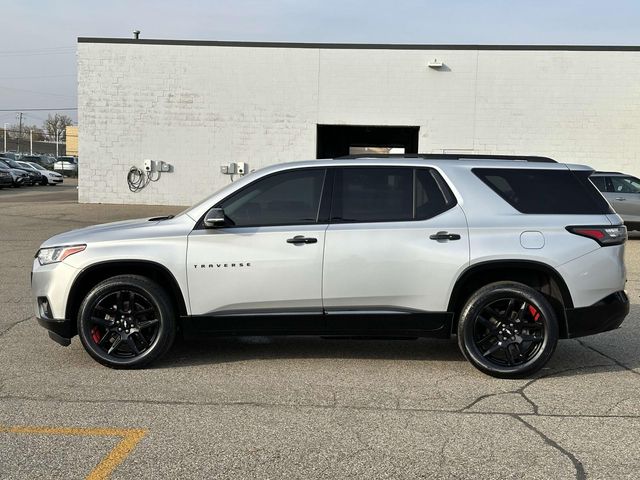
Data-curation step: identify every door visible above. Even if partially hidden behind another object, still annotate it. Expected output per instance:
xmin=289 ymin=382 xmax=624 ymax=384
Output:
xmin=322 ymin=167 xmax=469 ymax=329
xmin=187 ymin=168 xmax=328 ymax=321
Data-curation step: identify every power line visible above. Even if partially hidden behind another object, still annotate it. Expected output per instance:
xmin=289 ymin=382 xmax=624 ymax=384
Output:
xmin=0 ymin=46 xmax=75 ymax=54
xmin=0 ymin=73 xmax=75 ymax=80
xmin=0 ymin=108 xmax=77 ymax=112
xmin=0 ymin=84 xmax=75 ymax=98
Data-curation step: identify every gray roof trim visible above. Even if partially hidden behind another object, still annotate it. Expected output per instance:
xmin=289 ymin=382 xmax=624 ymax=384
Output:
xmin=77 ymin=38 xmax=640 ymax=52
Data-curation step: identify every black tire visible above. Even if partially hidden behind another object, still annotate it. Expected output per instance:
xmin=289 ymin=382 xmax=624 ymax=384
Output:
xmin=40 ymin=177 xmax=48 ymax=185
xmin=457 ymin=281 xmax=559 ymax=378
xmin=77 ymin=275 xmax=176 ymax=368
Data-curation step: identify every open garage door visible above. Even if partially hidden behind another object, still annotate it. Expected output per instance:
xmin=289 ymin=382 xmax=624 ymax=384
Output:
xmin=316 ymin=125 xmax=419 ymax=158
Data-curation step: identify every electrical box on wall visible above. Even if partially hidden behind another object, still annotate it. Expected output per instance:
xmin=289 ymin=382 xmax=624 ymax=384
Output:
xmin=220 ymin=162 xmax=248 ymax=177
xmin=144 ymin=159 xmax=156 ymax=172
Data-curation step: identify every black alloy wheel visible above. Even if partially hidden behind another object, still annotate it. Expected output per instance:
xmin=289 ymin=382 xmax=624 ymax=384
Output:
xmin=78 ymin=275 xmax=176 ymax=368
xmin=458 ymin=282 xmax=558 ymax=378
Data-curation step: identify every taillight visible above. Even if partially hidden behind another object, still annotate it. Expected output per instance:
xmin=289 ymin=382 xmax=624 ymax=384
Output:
xmin=566 ymin=225 xmax=627 ymax=246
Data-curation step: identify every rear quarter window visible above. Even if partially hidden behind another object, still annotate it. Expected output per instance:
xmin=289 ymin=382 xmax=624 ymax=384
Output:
xmin=473 ymin=168 xmax=613 ymax=214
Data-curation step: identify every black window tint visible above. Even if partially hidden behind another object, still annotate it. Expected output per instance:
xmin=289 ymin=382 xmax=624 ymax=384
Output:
xmin=220 ymin=169 xmax=325 ymax=226
xmin=474 ymin=168 xmax=613 ymax=214
xmin=415 ymin=169 xmax=452 ymax=219
xmin=590 ymin=176 xmax=607 ymax=192
xmin=332 ymin=168 xmax=413 ymax=222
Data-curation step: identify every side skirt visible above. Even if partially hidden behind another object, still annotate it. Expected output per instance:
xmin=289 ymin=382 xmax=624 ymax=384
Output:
xmin=180 ymin=310 xmax=453 ymax=339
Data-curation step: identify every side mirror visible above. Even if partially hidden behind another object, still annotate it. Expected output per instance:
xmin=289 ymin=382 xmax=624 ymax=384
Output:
xmin=203 ymin=208 xmax=226 ymax=228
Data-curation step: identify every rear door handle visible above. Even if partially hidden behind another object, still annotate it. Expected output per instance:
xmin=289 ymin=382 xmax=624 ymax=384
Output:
xmin=287 ymin=235 xmax=318 ymax=245
xmin=615 ymin=197 xmax=626 ymax=201
xmin=429 ymin=231 xmax=461 ymax=241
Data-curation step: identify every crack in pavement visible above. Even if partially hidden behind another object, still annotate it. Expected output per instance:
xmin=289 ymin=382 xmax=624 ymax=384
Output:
xmin=512 ymin=414 xmax=586 ymax=480
xmin=458 ymin=363 xmax=615 ymax=414
xmin=577 ymin=339 xmax=640 ymax=376
xmin=0 ymin=315 xmax=32 ymax=338
xmin=2 ymin=392 xmax=639 ymax=419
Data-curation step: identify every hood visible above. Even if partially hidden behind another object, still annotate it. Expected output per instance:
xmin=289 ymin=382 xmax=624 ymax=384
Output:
xmin=39 ymin=215 xmax=194 ymax=248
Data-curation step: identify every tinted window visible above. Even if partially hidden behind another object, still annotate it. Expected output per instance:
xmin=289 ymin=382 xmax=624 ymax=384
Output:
xmin=415 ymin=169 xmax=451 ymax=219
xmin=220 ymin=169 xmax=326 ymax=226
xmin=332 ymin=168 xmax=414 ymax=222
xmin=590 ymin=176 xmax=607 ymax=192
xmin=331 ymin=167 xmax=454 ymax=223
xmin=474 ymin=168 xmax=613 ymax=214
xmin=611 ymin=176 xmax=640 ymax=194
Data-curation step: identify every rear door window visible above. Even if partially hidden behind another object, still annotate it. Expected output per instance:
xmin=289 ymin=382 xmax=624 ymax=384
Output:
xmin=474 ymin=168 xmax=613 ymax=214
xmin=331 ymin=167 xmax=456 ymax=223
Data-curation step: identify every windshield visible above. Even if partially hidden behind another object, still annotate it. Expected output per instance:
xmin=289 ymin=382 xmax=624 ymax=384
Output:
xmin=5 ymin=159 xmax=21 ymax=169
xmin=29 ymin=162 xmax=46 ymax=171
xmin=17 ymin=162 xmax=34 ymax=170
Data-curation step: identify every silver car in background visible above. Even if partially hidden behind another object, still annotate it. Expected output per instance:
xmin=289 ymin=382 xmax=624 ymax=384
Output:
xmin=18 ymin=161 xmax=64 ymax=185
xmin=591 ymin=171 xmax=640 ymax=231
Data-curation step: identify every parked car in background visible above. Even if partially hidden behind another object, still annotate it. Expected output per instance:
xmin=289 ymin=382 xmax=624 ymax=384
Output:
xmin=21 ymin=154 xmax=55 ymax=168
xmin=0 ymin=152 xmax=22 ymax=161
xmin=0 ymin=157 xmax=41 ymax=185
xmin=18 ymin=161 xmax=63 ymax=185
xmin=0 ymin=167 xmax=13 ymax=188
xmin=53 ymin=156 xmax=78 ymax=176
xmin=591 ymin=171 xmax=640 ymax=231
xmin=0 ymin=159 xmax=29 ymax=186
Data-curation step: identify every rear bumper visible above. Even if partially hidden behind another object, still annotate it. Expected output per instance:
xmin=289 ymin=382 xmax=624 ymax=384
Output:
xmin=565 ymin=291 xmax=629 ymax=338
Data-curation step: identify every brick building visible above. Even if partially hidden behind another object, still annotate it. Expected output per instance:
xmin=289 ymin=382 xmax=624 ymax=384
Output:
xmin=77 ymin=38 xmax=640 ymax=205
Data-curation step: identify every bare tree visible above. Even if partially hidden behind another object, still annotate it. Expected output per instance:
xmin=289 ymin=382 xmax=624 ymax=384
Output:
xmin=43 ymin=113 xmax=74 ymax=141
xmin=6 ymin=123 xmax=45 ymax=141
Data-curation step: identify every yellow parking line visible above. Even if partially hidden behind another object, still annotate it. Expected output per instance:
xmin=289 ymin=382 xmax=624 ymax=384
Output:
xmin=0 ymin=425 xmax=147 ymax=480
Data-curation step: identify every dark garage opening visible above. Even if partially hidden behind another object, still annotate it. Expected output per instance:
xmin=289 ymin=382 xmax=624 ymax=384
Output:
xmin=316 ymin=125 xmax=420 ymax=158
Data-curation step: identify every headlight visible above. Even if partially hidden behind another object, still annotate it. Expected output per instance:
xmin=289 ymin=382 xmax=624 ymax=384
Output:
xmin=36 ymin=245 xmax=86 ymax=265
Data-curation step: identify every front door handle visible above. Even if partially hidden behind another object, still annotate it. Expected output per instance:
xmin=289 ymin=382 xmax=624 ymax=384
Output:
xmin=287 ymin=235 xmax=318 ymax=245
xmin=615 ymin=197 xmax=626 ymax=201
xmin=429 ymin=231 xmax=461 ymax=241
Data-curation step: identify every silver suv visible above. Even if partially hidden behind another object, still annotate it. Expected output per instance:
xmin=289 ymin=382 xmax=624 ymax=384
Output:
xmin=590 ymin=171 xmax=640 ymax=231
xmin=32 ymin=155 xmax=629 ymax=377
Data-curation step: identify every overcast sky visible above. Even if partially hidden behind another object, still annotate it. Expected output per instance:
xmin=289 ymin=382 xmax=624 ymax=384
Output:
xmin=2 ymin=0 xmax=640 ymax=128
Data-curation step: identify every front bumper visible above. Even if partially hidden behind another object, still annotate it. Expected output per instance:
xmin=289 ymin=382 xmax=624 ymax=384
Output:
xmin=37 ymin=317 xmax=72 ymax=346
xmin=565 ymin=291 xmax=629 ymax=338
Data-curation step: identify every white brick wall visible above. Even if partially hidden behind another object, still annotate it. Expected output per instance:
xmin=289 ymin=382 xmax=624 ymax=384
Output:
xmin=78 ymin=42 xmax=640 ymax=205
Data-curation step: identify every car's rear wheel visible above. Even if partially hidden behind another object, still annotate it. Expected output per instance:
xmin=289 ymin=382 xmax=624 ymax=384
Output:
xmin=457 ymin=281 xmax=558 ymax=378
xmin=77 ymin=275 xmax=176 ymax=368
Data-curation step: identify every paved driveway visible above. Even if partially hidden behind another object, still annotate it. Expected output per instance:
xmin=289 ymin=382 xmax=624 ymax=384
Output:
xmin=1 ymin=185 xmax=639 ymax=479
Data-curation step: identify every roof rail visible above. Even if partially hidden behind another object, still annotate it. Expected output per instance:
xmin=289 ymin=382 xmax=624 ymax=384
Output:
xmin=335 ymin=153 xmax=557 ymax=163
xmin=592 ymin=171 xmax=624 ymax=175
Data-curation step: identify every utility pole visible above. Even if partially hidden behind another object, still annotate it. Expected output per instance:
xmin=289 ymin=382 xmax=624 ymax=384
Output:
xmin=16 ymin=112 xmax=23 ymax=153
xmin=3 ymin=123 xmax=7 ymax=152
xmin=55 ymin=129 xmax=60 ymax=157
xmin=30 ymin=130 xmax=33 ymax=154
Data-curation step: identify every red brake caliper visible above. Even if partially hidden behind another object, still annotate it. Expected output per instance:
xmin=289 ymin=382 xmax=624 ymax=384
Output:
xmin=91 ymin=326 xmax=102 ymax=343
xmin=528 ymin=305 xmax=541 ymax=321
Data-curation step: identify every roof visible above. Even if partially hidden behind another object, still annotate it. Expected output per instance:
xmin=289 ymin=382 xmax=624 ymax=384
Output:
xmin=77 ymin=38 xmax=640 ymax=52
xmin=336 ymin=153 xmax=556 ymax=163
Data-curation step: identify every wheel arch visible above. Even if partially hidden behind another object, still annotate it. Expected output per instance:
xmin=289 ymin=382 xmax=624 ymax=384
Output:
xmin=65 ymin=260 xmax=188 ymax=336
xmin=447 ymin=260 xmax=573 ymax=338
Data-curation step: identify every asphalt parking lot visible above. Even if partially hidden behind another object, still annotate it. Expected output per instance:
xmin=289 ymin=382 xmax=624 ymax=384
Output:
xmin=1 ymin=185 xmax=639 ymax=479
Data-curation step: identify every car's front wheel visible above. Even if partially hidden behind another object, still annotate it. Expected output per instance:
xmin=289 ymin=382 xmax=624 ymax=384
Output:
xmin=457 ymin=281 xmax=559 ymax=378
xmin=77 ymin=275 xmax=176 ymax=368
